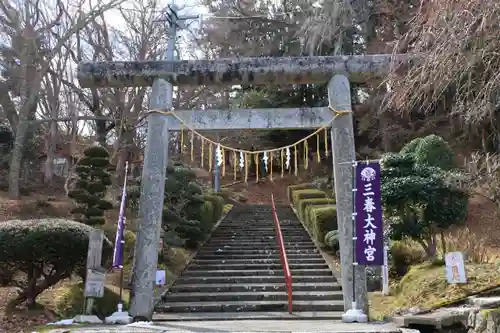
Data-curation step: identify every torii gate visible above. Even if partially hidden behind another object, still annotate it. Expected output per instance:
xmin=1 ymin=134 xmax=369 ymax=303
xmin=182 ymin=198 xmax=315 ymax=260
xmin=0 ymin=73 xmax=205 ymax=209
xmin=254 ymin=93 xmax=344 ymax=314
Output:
xmin=78 ymin=55 xmax=408 ymax=320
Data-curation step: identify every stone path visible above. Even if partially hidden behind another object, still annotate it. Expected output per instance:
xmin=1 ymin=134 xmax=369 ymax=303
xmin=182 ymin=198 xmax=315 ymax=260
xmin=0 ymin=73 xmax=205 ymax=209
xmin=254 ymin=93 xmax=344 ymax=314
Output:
xmin=46 ymin=320 xmax=411 ymax=333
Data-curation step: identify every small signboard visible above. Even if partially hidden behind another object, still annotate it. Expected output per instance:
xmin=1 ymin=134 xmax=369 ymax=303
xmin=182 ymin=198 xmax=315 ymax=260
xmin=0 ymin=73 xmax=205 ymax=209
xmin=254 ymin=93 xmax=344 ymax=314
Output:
xmin=445 ymin=251 xmax=467 ymax=284
xmin=84 ymin=268 xmax=106 ymax=298
xmin=156 ymin=270 xmax=166 ymax=287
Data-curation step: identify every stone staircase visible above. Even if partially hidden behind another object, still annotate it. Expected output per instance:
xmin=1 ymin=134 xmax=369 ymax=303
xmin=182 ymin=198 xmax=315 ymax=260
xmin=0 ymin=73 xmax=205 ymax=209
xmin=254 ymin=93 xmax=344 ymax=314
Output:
xmin=154 ymin=204 xmax=344 ymax=321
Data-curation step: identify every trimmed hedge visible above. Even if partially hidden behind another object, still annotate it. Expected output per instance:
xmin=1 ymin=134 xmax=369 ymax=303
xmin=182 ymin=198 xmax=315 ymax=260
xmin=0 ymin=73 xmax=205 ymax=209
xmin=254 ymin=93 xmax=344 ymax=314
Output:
xmin=291 ymin=189 xmax=326 ymax=205
xmin=0 ymin=219 xmax=113 ymax=305
xmin=309 ymin=206 xmax=338 ymax=244
xmin=204 ymin=194 xmax=225 ymax=223
xmin=297 ymin=198 xmax=335 ymax=221
xmin=287 ymin=183 xmax=314 ymax=201
xmin=304 ymin=203 xmax=336 ymax=228
xmin=200 ymin=200 xmax=214 ymax=233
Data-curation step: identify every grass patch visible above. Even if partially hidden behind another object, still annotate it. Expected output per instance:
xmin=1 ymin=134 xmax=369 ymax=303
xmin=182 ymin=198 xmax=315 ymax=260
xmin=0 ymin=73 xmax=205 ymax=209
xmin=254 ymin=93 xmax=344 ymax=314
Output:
xmin=369 ymin=262 xmax=500 ymax=320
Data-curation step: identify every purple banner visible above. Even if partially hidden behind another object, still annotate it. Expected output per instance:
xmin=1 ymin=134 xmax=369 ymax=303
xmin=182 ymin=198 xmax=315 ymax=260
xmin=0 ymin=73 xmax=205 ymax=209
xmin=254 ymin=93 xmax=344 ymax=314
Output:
xmin=355 ymin=162 xmax=384 ymax=266
xmin=112 ymin=164 xmax=128 ymax=269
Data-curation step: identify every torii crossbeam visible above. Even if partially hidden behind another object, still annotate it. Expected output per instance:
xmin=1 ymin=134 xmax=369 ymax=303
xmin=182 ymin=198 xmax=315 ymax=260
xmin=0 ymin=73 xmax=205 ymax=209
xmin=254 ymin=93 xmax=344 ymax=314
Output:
xmin=78 ymin=54 xmax=408 ymax=88
xmin=77 ymin=54 xmax=408 ymax=321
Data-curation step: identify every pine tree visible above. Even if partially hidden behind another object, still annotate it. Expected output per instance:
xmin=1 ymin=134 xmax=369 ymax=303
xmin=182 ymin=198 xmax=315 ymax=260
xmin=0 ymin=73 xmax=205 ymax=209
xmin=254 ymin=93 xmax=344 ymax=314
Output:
xmin=68 ymin=145 xmax=113 ymax=226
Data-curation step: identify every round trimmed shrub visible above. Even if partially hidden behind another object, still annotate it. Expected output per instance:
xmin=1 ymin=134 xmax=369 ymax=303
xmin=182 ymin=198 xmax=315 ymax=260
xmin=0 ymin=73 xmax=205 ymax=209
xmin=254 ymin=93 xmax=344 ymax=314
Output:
xmin=0 ymin=219 xmax=113 ymax=307
xmin=324 ymin=230 xmax=340 ymax=251
xmin=414 ymin=134 xmax=455 ymax=170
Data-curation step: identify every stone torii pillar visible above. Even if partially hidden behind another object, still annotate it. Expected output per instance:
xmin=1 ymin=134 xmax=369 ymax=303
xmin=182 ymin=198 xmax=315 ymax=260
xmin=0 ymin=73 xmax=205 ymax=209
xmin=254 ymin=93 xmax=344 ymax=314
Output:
xmin=77 ymin=55 xmax=408 ymax=320
xmin=328 ymin=75 xmax=367 ymax=316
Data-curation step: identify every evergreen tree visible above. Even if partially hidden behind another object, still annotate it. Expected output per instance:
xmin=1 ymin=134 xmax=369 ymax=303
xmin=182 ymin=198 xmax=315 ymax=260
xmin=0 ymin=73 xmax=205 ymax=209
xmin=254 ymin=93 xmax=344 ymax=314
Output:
xmin=68 ymin=145 xmax=113 ymax=226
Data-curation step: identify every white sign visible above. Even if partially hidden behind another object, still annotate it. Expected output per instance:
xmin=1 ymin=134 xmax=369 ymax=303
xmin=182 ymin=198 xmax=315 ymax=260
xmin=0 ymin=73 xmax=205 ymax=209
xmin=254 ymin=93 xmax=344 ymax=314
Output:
xmin=53 ymin=157 xmax=66 ymax=165
xmin=445 ymin=252 xmax=467 ymax=284
xmin=156 ymin=270 xmax=166 ymax=287
xmin=84 ymin=269 xmax=106 ymax=298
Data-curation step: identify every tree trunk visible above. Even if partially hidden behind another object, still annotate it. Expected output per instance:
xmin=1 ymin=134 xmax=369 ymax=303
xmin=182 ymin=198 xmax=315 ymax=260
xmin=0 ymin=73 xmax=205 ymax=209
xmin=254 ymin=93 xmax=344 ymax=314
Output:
xmin=25 ymin=264 xmax=37 ymax=309
xmin=44 ymin=119 xmax=57 ymax=184
xmin=96 ymin=119 xmax=107 ymax=145
xmin=8 ymin=120 xmax=29 ymax=199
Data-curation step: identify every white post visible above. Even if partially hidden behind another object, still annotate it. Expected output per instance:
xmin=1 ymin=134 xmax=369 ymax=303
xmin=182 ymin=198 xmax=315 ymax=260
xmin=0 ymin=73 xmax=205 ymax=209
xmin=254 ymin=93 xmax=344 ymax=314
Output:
xmin=73 ymin=230 xmax=105 ymax=324
xmin=382 ymin=245 xmax=389 ymax=295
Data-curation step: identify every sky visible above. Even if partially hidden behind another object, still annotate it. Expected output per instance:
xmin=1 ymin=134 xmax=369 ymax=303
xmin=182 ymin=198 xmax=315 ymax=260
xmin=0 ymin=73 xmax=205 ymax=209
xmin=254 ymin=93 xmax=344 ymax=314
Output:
xmin=104 ymin=0 xmax=209 ymax=60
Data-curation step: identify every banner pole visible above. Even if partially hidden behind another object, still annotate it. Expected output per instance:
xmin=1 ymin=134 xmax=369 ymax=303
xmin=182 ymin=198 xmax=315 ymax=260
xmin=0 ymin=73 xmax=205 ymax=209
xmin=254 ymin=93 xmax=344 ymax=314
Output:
xmin=351 ymin=161 xmax=358 ymax=310
xmin=342 ymin=161 xmax=368 ymax=323
xmin=104 ymin=161 xmax=133 ymax=324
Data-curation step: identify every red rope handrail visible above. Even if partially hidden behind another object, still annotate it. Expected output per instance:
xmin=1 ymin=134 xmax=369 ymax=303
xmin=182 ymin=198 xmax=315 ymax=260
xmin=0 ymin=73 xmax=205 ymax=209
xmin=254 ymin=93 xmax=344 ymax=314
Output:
xmin=270 ymin=194 xmax=293 ymax=314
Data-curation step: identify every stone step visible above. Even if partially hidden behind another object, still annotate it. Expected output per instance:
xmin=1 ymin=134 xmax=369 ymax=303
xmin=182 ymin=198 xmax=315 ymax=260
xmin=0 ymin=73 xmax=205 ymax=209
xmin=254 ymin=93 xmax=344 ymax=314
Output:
xmin=199 ymin=246 xmax=318 ymax=252
xmin=217 ymin=222 xmax=302 ymax=226
xmin=187 ymin=262 xmax=328 ymax=271
xmin=153 ymin=311 xmax=344 ymax=321
xmin=195 ymin=253 xmax=324 ymax=260
xmin=196 ymin=249 xmax=319 ymax=256
xmin=209 ymin=236 xmax=311 ymax=240
xmin=215 ymin=225 xmax=303 ymax=229
xmin=204 ymin=243 xmax=313 ymax=248
xmin=201 ymin=244 xmax=315 ymax=250
xmin=182 ymin=268 xmax=334 ymax=277
xmin=175 ymin=275 xmax=336 ymax=284
xmin=207 ymin=237 xmax=312 ymax=242
xmin=162 ymin=290 xmax=344 ymax=302
xmin=191 ymin=257 xmax=326 ymax=265
xmin=169 ymin=282 xmax=341 ymax=293
xmin=213 ymin=233 xmax=306 ymax=238
xmin=211 ymin=234 xmax=308 ymax=239
xmin=213 ymin=231 xmax=305 ymax=235
xmin=155 ymin=299 xmax=344 ymax=313
xmin=216 ymin=226 xmax=302 ymax=230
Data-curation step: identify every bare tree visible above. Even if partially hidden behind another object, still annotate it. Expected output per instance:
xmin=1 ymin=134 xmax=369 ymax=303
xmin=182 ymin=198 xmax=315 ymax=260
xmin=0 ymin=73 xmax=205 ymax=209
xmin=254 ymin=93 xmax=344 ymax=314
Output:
xmin=465 ymin=152 xmax=500 ymax=216
xmin=383 ymin=0 xmax=500 ymax=151
xmin=58 ymin=0 xmax=168 ymax=186
xmin=0 ymin=0 xmax=124 ymax=198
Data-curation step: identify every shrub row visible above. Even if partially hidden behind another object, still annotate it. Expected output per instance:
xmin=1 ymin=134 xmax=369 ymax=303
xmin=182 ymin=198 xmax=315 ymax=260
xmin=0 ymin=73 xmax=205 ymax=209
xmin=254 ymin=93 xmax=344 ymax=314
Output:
xmin=288 ymin=184 xmax=337 ymax=249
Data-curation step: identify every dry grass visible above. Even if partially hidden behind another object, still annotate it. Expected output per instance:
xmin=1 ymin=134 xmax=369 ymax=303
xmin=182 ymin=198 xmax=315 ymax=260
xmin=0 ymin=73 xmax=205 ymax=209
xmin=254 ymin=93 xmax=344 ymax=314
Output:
xmin=370 ymin=226 xmax=500 ymax=320
xmin=370 ymin=262 xmax=500 ymax=320
xmin=444 ymin=227 xmax=499 ymax=264
xmin=384 ymin=0 xmax=500 ymax=126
